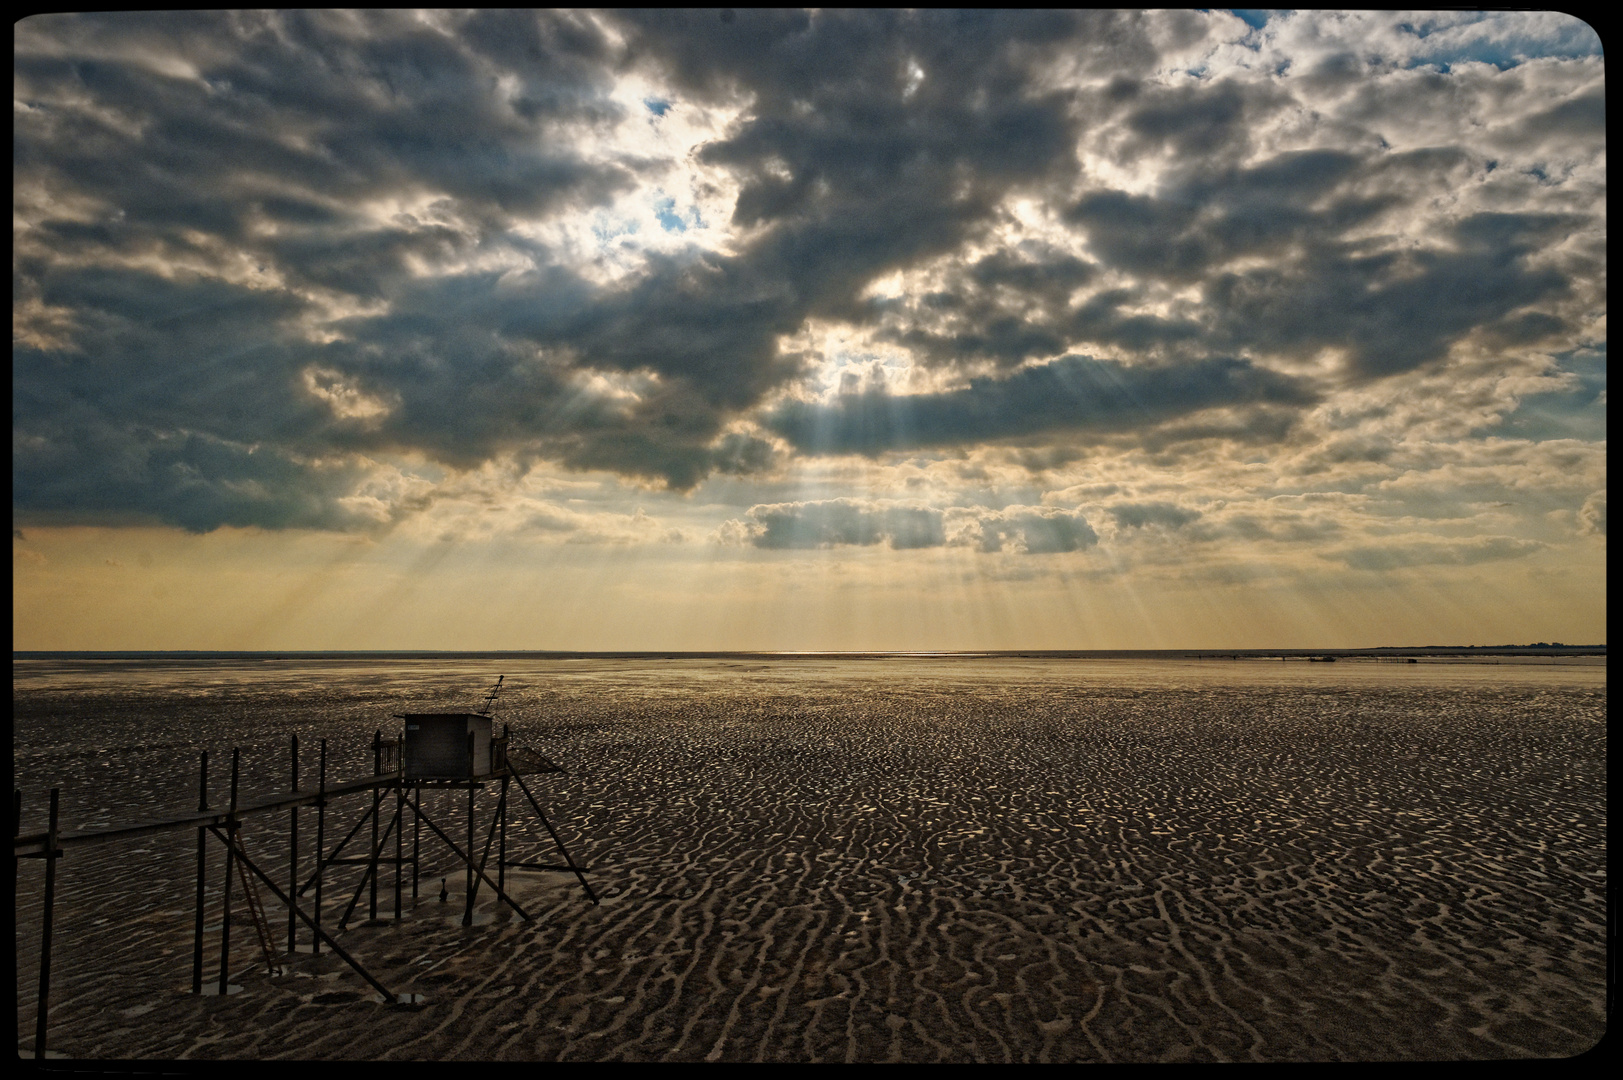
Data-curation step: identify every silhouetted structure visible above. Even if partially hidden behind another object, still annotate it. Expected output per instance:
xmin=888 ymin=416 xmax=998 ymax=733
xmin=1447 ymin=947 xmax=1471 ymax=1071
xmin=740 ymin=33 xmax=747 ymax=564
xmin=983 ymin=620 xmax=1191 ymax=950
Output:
xmin=13 ymin=686 xmax=596 ymax=1058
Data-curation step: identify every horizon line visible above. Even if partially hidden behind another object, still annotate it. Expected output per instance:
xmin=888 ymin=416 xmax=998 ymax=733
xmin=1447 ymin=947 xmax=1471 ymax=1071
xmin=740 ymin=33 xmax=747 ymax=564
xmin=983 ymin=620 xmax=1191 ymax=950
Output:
xmin=13 ymin=645 xmax=1606 ymax=657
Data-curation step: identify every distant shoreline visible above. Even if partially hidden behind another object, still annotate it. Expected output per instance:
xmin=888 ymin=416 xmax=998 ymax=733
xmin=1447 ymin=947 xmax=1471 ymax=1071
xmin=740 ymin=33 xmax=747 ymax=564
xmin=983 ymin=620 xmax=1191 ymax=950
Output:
xmin=11 ymin=646 xmax=1606 ymax=661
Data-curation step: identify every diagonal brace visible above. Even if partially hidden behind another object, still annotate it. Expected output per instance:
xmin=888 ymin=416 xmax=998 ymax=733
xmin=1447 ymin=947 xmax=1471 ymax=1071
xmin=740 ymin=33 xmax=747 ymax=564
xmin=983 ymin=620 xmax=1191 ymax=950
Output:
xmin=464 ymin=783 xmax=508 ymax=913
xmin=297 ymin=794 xmax=380 ymax=897
xmin=403 ymin=792 xmax=532 ymax=922
xmin=337 ymin=802 xmax=400 ymax=929
xmin=206 ymin=825 xmax=398 ymax=1004
xmin=510 ymin=770 xmax=598 ymax=904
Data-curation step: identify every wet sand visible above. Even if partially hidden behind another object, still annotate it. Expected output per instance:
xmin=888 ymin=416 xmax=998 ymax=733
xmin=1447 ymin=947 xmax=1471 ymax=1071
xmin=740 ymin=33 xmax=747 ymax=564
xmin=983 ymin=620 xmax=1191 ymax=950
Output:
xmin=13 ymin=657 xmax=1607 ymax=1061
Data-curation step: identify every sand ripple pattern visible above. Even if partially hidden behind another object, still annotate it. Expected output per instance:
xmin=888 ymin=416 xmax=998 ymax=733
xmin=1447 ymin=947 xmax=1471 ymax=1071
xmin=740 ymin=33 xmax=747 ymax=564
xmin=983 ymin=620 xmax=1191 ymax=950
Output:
xmin=13 ymin=657 xmax=1607 ymax=1061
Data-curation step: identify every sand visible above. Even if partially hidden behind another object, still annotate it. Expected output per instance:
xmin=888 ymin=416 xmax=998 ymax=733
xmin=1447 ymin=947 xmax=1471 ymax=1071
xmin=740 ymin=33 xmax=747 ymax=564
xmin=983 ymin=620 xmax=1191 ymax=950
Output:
xmin=13 ymin=656 xmax=1607 ymax=1061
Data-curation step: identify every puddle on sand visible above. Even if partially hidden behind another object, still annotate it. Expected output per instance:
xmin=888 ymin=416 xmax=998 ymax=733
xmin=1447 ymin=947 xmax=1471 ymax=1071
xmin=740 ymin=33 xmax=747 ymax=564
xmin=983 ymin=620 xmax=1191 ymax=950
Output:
xmin=196 ymin=983 xmax=243 ymax=997
xmin=308 ymin=990 xmax=362 ymax=1005
xmin=446 ymin=911 xmax=496 ymax=927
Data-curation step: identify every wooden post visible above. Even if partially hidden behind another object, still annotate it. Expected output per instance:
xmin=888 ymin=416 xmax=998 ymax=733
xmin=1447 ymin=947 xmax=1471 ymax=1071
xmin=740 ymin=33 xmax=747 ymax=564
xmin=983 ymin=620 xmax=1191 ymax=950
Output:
xmin=499 ymin=775 xmax=509 ymax=897
xmin=191 ymin=750 xmax=209 ymax=993
xmin=218 ymin=749 xmax=239 ymax=996
xmin=394 ymin=732 xmax=404 ymax=921
xmin=370 ymin=730 xmax=381 ymax=923
xmin=314 ymin=740 xmax=326 ymax=956
xmin=498 ymin=724 xmax=509 ymax=896
xmin=34 ymin=788 xmax=60 ymax=1059
xmin=464 ymin=730 xmax=476 ymax=926
xmin=288 ymin=734 xmax=298 ymax=953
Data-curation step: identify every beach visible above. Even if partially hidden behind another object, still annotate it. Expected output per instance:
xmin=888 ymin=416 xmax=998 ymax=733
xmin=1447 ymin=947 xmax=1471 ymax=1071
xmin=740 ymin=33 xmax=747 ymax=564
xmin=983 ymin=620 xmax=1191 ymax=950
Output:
xmin=13 ymin=655 xmax=1607 ymax=1061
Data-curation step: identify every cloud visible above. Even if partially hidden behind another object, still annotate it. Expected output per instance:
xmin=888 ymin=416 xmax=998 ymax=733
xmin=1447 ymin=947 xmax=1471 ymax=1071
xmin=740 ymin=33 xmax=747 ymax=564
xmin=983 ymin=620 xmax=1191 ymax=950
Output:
xmin=767 ymin=354 xmax=1316 ymax=455
xmin=1332 ymin=536 xmax=1545 ymax=570
xmin=1108 ymin=502 xmax=1202 ymax=529
xmin=715 ymin=498 xmax=1098 ymax=555
xmin=717 ymin=498 xmax=945 ymax=551
xmin=12 ymin=423 xmax=379 ymax=534
xmin=11 ymin=10 xmax=1604 ymax=539
xmin=947 ymin=505 xmax=1099 ymax=554
xmin=1577 ymin=490 xmax=1605 ymax=537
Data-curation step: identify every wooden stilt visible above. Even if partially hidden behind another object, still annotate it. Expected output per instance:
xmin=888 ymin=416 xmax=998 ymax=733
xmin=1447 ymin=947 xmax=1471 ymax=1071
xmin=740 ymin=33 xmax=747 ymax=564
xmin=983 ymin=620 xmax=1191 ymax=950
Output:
xmin=191 ymin=751 xmax=208 ymax=993
xmin=370 ymin=731 xmax=381 ymax=923
xmin=314 ymin=740 xmax=326 ymax=956
xmin=34 ymin=788 xmax=60 ymax=1059
xmin=287 ymin=734 xmax=299 ymax=954
xmin=217 ymin=749 xmax=239 ymax=996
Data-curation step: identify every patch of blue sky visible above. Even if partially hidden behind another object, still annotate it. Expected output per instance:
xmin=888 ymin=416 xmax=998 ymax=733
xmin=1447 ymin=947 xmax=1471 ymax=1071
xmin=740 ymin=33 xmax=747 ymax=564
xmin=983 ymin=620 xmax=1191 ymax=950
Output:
xmin=1224 ymin=10 xmax=1272 ymax=31
xmin=655 ymin=197 xmax=686 ymax=233
xmin=653 ymin=196 xmax=705 ymax=234
xmin=643 ymin=97 xmax=673 ymax=117
xmin=1488 ymin=346 xmax=1607 ymax=443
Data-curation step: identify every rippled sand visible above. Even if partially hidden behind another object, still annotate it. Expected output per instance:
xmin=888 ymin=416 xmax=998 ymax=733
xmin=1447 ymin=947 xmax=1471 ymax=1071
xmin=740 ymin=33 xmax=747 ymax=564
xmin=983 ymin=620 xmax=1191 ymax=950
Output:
xmin=13 ymin=656 xmax=1607 ymax=1061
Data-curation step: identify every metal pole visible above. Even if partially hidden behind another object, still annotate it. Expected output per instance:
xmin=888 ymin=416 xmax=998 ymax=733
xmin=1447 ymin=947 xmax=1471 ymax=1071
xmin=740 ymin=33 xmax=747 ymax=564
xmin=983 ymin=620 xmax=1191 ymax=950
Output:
xmin=370 ymin=730 xmax=381 ymax=923
xmin=314 ymin=740 xmax=326 ymax=956
xmin=288 ymin=734 xmax=299 ymax=954
xmin=218 ymin=748 xmax=239 ymax=996
xmin=411 ymin=782 xmax=421 ymax=901
xmin=34 ymin=788 xmax=60 ymax=1059
xmin=192 ymin=750 xmax=209 ymax=993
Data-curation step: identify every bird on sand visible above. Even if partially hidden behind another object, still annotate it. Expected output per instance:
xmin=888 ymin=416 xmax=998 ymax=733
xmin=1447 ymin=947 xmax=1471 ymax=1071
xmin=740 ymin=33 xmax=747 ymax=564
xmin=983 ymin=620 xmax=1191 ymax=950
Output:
xmin=439 ymin=878 xmax=448 ymax=902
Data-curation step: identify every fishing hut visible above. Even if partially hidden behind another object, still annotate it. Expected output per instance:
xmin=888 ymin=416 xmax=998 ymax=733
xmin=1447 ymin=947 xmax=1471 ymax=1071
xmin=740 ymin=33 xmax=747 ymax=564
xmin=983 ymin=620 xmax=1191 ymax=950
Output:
xmin=12 ymin=676 xmax=597 ymax=1059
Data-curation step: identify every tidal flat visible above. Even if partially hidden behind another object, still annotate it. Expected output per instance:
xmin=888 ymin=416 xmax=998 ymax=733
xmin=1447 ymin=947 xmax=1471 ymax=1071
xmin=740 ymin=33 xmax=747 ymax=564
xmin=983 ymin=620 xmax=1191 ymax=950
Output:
xmin=13 ymin=655 xmax=1607 ymax=1061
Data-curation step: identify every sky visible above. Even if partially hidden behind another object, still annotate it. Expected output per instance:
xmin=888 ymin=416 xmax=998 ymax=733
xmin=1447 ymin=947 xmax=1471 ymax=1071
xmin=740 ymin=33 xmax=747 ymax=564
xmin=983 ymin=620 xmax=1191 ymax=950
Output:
xmin=12 ymin=9 xmax=1606 ymax=651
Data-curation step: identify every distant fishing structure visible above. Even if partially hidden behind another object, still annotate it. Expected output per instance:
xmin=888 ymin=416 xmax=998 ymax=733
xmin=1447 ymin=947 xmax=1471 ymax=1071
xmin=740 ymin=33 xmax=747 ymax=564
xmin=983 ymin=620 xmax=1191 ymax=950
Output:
xmin=13 ymin=674 xmax=596 ymax=1059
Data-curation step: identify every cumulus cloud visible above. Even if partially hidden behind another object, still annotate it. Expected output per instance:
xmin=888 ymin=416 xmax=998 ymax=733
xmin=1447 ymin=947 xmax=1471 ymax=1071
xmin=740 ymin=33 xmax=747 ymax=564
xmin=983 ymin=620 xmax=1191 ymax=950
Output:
xmin=947 ymin=505 xmax=1099 ymax=554
xmin=1577 ymin=490 xmax=1605 ymax=537
xmin=716 ymin=499 xmax=945 ymax=551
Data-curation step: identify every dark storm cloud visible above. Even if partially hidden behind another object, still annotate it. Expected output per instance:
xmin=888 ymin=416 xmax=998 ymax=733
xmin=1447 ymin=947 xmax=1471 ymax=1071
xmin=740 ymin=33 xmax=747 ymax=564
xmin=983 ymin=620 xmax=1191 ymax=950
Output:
xmin=1201 ymin=211 xmax=1576 ymax=378
xmin=12 ymin=11 xmax=1603 ymax=533
xmin=16 ymin=9 xmax=1154 ymax=529
xmin=870 ymin=132 xmax=1589 ymax=381
xmin=766 ymin=355 xmax=1317 ymax=455
xmin=1120 ymin=78 xmax=1284 ymax=161
xmin=12 ymin=423 xmax=372 ymax=534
